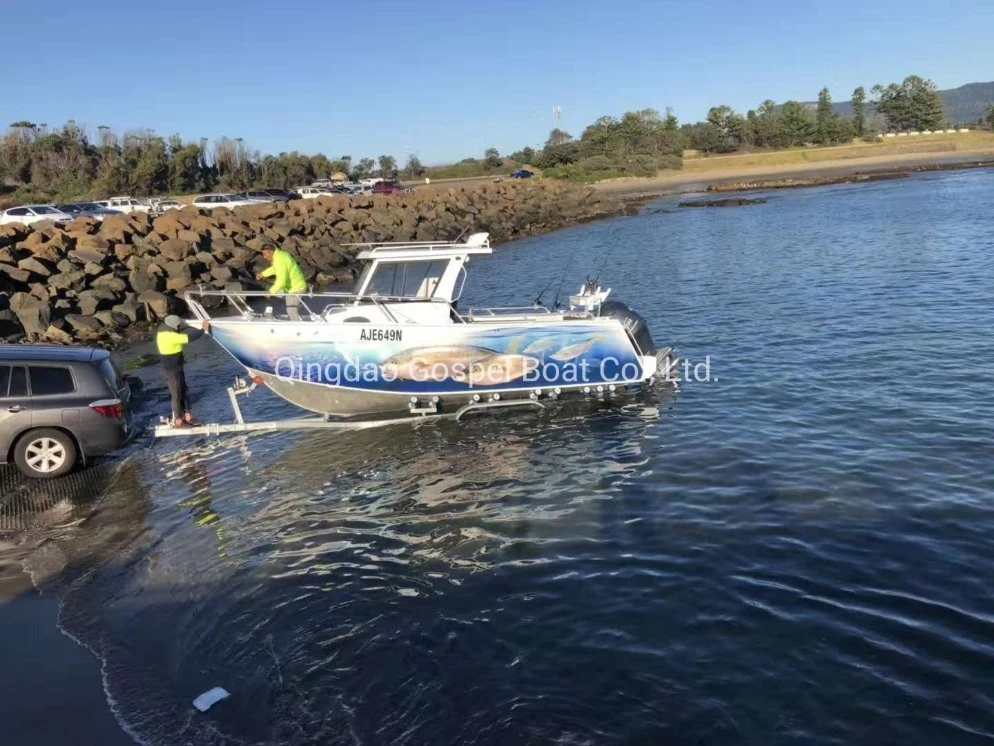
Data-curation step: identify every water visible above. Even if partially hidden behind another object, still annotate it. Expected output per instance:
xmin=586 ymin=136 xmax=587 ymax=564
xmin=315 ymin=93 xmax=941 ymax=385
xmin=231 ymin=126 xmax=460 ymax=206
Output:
xmin=3 ymin=169 xmax=994 ymax=745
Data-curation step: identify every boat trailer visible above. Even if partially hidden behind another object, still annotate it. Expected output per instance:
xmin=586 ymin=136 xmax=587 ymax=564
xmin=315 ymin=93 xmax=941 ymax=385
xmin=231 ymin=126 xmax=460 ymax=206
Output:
xmin=151 ymin=377 xmax=547 ymax=438
xmin=151 ymin=346 xmax=679 ymax=439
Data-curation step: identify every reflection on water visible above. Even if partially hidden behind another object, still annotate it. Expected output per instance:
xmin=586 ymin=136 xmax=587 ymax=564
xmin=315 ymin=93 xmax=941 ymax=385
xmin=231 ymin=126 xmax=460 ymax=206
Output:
xmin=5 ymin=170 xmax=994 ymax=744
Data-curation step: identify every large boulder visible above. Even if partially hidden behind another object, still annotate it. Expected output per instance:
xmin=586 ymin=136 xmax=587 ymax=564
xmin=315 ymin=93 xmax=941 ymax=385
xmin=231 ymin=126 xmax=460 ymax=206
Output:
xmin=112 ymin=299 xmax=145 ymax=323
xmin=94 ymin=310 xmax=132 ymax=328
xmin=44 ymin=324 xmax=74 ymax=344
xmin=164 ymin=261 xmax=192 ymax=291
xmin=176 ymin=229 xmax=204 ymax=246
xmin=70 ymin=247 xmax=109 ymax=265
xmin=158 ymin=237 xmax=195 ymax=262
xmin=10 ymin=291 xmax=51 ymax=339
xmin=64 ymin=314 xmax=104 ymax=338
xmin=64 ymin=217 xmax=100 ymax=235
xmin=49 ymin=270 xmax=87 ymax=294
xmin=98 ymin=214 xmax=134 ymax=244
xmin=0 ymin=224 xmax=29 ymax=248
xmin=0 ymin=264 xmax=31 ymax=284
xmin=76 ymin=235 xmax=112 ymax=252
xmin=137 ymin=289 xmax=171 ymax=319
xmin=17 ymin=257 xmax=53 ymax=278
xmin=127 ymin=257 xmax=164 ymax=294
xmin=92 ymin=273 xmax=128 ymax=294
xmin=210 ymin=265 xmax=233 ymax=284
xmin=76 ymin=289 xmax=114 ymax=316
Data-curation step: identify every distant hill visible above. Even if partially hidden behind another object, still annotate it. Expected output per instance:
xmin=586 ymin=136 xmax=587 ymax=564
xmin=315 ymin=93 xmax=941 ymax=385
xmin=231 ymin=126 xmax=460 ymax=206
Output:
xmin=826 ymin=81 xmax=994 ymax=125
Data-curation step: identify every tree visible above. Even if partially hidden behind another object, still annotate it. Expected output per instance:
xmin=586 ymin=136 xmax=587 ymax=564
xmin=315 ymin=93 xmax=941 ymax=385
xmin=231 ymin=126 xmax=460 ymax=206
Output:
xmin=779 ymin=101 xmax=816 ymax=146
xmin=544 ymin=128 xmax=573 ymax=148
xmin=310 ymin=154 xmax=333 ymax=179
xmin=377 ymin=155 xmax=397 ymax=177
xmin=354 ymin=157 xmax=375 ymax=179
xmin=509 ymin=146 xmax=536 ymax=165
xmin=872 ymin=75 xmax=944 ymax=131
xmin=851 ymin=86 xmax=866 ymax=137
xmin=815 ymin=87 xmax=833 ymax=145
xmin=704 ymin=105 xmax=746 ymax=152
xmin=536 ymin=129 xmax=579 ymax=168
xmin=404 ymin=154 xmax=424 ymax=178
xmin=750 ymin=99 xmax=783 ymax=148
xmin=987 ymin=105 xmax=994 ymax=131
xmin=483 ymin=147 xmax=502 ymax=171
xmin=664 ymin=107 xmax=679 ymax=132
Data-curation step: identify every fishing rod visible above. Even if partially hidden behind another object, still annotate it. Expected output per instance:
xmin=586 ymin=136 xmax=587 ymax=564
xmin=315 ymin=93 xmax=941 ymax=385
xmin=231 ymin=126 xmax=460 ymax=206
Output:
xmin=533 ymin=257 xmax=572 ymax=308
xmin=551 ymin=257 xmax=574 ymax=310
xmin=591 ymin=252 xmax=610 ymax=284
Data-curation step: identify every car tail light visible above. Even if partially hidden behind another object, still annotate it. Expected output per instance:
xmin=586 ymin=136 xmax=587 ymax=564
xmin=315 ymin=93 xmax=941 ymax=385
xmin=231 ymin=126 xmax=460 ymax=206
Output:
xmin=90 ymin=399 xmax=124 ymax=420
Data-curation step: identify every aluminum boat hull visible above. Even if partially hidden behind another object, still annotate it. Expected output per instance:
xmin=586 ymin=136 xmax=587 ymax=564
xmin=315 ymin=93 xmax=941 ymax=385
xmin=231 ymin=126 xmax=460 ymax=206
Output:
xmin=208 ymin=317 xmax=657 ymax=417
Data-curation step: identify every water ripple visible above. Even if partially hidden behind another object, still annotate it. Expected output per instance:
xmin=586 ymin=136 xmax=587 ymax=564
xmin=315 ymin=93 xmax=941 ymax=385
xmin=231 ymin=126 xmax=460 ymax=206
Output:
xmin=5 ymin=170 xmax=994 ymax=744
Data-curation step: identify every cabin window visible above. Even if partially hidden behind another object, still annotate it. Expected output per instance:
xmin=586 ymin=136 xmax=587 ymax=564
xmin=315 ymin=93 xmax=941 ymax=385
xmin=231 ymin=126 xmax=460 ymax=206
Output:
xmin=365 ymin=260 xmax=448 ymax=299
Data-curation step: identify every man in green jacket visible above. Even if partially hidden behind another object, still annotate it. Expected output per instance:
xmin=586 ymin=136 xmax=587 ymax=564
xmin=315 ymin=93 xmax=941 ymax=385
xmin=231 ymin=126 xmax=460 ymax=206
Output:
xmin=256 ymin=243 xmax=308 ymax=320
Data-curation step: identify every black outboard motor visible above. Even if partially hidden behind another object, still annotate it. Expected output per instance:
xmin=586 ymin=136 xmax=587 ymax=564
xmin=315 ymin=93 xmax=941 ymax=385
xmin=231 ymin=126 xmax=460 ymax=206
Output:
xmin=600 ymin=300 xmax=657 ymax=356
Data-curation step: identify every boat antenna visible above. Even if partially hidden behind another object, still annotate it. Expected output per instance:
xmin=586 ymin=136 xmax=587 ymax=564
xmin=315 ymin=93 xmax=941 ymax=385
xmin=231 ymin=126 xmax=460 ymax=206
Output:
xmin=453 ymin=225 xmax=471 ymax=243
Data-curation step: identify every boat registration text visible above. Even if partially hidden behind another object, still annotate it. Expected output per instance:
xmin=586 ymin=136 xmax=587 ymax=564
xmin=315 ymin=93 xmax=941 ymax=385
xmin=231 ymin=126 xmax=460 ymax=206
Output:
xmin=359 ymin=328 xmax=403 ymax=341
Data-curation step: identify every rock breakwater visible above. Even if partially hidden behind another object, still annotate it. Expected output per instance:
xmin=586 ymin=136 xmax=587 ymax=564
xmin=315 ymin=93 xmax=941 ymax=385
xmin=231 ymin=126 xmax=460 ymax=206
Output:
xmin=0 ymin=182 xmax=622 ymax=346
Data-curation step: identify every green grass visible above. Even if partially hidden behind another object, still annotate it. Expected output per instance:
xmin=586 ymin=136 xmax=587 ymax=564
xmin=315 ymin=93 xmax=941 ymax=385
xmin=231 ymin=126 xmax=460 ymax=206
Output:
xmin=681 ymin=131 xmax=994 ymax=173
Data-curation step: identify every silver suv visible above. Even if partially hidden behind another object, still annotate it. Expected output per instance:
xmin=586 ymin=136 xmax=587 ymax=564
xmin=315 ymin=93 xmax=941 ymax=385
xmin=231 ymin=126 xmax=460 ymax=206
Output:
xmin=0 ymin=346 xmax=133 ymax=479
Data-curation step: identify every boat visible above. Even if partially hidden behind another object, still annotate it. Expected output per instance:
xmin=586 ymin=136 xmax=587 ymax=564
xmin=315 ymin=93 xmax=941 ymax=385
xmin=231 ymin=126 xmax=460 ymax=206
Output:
xmin=181 ymin=232 xmax=676 ymax=419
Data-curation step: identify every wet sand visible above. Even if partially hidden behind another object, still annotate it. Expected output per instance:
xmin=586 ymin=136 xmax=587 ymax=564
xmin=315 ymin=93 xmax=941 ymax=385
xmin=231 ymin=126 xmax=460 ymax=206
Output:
xmin=0 ymin=592 xmax=135 ymax=745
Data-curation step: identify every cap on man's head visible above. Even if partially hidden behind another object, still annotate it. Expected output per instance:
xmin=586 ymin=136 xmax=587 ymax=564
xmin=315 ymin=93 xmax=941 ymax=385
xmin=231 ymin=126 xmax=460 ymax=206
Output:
xmin=261 ymin=241 xmax=276 ymax=253
xmin=164 ymin=315 xmax=182 ymax=330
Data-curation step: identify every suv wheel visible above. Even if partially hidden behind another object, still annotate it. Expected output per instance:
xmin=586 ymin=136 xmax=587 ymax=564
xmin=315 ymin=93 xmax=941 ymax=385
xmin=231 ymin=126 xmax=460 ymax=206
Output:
xmin=14 ymin=428 xmax=78 ymax=479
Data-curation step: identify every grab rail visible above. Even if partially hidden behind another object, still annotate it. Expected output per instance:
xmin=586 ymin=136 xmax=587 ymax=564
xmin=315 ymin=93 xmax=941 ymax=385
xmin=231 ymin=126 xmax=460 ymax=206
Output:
xmin=182 ymin=288 xmax=457 ymax=321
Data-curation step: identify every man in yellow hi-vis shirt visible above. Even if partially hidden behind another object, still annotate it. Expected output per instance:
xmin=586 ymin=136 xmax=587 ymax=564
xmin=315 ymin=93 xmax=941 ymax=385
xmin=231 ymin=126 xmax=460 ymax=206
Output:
xmin=256 ymin=242 xmax=308 ymax=320
xmin=157 ymin=315 xmax=210 ymax=428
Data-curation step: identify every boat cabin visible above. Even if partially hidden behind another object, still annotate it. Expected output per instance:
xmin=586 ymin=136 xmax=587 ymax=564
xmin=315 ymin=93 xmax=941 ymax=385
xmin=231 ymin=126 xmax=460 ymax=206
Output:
xmin=351 ymin=232 xmax=492 ymax=305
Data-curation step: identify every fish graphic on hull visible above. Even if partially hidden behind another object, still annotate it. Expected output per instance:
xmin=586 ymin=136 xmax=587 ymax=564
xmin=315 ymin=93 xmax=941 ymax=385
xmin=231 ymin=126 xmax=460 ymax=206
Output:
xmin=550 ymin=338 xmax=598 ymax=362
xmin=379 ymin=345 xmax=495 ymax=381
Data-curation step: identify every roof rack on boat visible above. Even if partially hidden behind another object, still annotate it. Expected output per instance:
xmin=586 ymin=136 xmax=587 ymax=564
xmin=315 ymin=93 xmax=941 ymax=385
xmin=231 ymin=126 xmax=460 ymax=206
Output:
xmin=347 ymin=232 xmax=492 ymax=260
xmin=344 ymin=232 xmax=490 ymax=250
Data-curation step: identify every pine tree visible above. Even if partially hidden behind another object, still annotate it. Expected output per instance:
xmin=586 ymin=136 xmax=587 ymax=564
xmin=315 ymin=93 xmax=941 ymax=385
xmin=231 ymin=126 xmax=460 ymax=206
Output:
xmin=851 ymin=86 xmax=866 ymax=137
xmin=815 ymin=88 xmax=833 ymax=145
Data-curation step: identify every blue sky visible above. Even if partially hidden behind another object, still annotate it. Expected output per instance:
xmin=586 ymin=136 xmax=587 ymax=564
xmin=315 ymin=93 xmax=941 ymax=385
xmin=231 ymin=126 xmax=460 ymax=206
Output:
xmin=1 ymin=0 xmax=991 ymax=164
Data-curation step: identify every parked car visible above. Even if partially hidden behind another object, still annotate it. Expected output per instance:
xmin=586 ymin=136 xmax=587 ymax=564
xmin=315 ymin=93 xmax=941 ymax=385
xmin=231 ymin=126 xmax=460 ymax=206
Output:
xmin=372 ymin=180 xmax=411 ymax=195
xmin=92 ymin=196 xmax=151 ymax=214
xmin=191 ymin=193 xmax=258 ymax=209
xmin=149 ymin=198 xmax=184 ymax=214
xmin=0 ymin=204 xmax=74 ymax=226
xmin=56 ymin=202 xmax=121 ymax=221
xmin=296 ymin=186 xmax=339 ymax=200
xmin=0 ymin=346 xmax=133 ymax=478
xmin=244 ymin=190 xmax=280 ymax=202
xmin=264 ymin=189 xmax=302 ymax=201
xmin=511 ymin=169 xmax=534 ymax=179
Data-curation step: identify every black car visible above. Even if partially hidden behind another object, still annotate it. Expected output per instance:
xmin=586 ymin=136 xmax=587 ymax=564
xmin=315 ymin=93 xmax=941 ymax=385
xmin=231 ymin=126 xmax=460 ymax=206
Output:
xmin=259 ymin=189 xmax=302 ymax=201
xmin=0 ymin=346 xmax=133 ymax=478
xmin=56 ymin=202 xmax=121 ymax=220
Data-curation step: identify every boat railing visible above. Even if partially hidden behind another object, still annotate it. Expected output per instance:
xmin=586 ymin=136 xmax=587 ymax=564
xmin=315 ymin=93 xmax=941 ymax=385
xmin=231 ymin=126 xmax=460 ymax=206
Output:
xmin=466 ymin=305 xmax=596 ymax=321
xmin=182 ymin=288 xmax=457 ymax=322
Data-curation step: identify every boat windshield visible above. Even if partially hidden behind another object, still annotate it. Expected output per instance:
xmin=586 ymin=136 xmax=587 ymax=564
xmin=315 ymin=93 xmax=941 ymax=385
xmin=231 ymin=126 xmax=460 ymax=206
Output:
xmin=362 ymin=259 xmax=449 ymax=299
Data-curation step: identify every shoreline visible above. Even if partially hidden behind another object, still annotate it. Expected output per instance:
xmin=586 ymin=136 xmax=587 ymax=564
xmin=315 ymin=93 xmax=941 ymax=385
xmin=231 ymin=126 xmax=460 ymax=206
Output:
xmin=594 ymin=150 xmax=994 ymax=201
